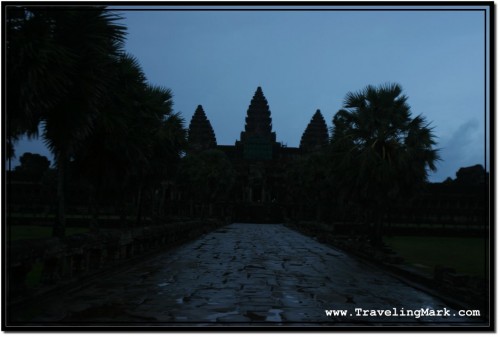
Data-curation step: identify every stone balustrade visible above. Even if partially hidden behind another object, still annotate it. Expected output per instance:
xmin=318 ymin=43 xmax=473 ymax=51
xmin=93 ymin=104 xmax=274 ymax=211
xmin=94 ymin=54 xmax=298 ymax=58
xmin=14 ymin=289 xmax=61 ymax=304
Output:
xmin=7 ymin=220 xmax=224 ymax=305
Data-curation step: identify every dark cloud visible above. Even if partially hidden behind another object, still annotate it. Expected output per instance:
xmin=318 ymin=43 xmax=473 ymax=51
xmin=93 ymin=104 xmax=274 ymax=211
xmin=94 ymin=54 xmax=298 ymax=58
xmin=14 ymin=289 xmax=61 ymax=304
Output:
xmin=432 ymin=119 xmax=486 ymax=182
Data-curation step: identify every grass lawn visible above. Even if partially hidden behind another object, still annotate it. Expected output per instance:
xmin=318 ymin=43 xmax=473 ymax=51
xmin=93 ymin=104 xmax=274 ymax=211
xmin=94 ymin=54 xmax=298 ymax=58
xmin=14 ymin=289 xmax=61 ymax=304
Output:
xmin=383 ymin=236 xmax=488 ymax=278
xmin=8 ymin=225 xmax=89 ymax=241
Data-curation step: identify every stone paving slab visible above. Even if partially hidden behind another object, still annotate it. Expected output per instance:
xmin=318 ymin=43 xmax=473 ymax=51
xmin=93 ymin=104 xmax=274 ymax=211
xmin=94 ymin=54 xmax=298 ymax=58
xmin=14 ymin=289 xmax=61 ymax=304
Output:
xmin=26 ymin=223 xmax=486 ymax=326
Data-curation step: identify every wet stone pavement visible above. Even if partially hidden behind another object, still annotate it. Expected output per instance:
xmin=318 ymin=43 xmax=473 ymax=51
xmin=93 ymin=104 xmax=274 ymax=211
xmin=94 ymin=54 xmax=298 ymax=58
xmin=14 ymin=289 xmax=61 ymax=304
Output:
xmin=29 ymin=223 xmax=484 ymax=326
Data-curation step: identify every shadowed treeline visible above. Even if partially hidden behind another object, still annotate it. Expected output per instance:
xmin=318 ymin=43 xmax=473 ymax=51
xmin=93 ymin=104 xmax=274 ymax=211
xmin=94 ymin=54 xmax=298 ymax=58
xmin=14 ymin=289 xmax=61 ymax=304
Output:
xmin=6 ymin=6 xmax=488 ymax=244
xmin=7 ymin=7 xmax=186 ymax=237
xmin=5 ymin=5 xmax=491 ymax=330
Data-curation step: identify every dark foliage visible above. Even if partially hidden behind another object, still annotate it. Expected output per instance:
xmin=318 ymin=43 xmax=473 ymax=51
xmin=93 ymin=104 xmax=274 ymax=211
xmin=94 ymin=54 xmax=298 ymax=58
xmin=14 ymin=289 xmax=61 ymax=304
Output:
xmin=13 ymin=152 xmax=51 ymax=182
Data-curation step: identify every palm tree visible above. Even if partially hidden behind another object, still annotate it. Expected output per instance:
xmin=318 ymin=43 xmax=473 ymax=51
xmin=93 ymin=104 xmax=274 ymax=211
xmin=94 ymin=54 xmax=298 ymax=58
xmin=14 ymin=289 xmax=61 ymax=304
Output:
xmin=72 ymin=54 xmax=148 ymax=229
xmin=73 ymin=54 xmax=186 ymax=228
xmin=155 ymin=111 xmax=187 ymax=219
xmin=6 ymin=7 xmax=127 ymax=237
xmin=6 ymin=7 xmax=74 ymax=162
xmin=331 ymin=83 xmax=439 ymax=244
xmin=132 ymin=85 xmax=186 ymax=226
xmin=6 ymin=6 xmax=126 ymax=144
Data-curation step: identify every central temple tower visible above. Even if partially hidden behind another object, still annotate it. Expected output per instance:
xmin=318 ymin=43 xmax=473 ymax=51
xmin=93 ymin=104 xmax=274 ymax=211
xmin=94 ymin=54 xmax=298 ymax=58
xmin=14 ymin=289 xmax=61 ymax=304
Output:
xmin=183 ymin=86 xmax=321 ymax=222
xmin=238 ymin=87 xmax=277 ymax=160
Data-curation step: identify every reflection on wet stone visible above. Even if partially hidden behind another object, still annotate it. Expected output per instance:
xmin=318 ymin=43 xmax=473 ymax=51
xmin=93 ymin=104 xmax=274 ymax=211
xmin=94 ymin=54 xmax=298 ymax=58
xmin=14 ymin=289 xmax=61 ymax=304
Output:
xmin=27 ymin=223 xmax=485 ymax=325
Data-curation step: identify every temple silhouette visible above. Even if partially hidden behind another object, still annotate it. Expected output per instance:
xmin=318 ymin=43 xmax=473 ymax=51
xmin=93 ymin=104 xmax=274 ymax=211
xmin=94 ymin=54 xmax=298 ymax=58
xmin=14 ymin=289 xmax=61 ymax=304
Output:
xmin=185 ymin=87 xmax=327 ymax=222
xmin=181 ymin=86 xmax=487 ymax=225
xmin=7 ymin=87 xmax=487 ymax=227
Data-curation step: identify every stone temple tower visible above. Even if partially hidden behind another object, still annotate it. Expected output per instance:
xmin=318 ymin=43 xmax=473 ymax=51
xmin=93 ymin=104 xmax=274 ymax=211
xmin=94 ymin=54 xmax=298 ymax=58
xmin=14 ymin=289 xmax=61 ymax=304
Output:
xmin=187 ymin=105 xmax=217 ymax=153
xmin=300 ymin=109 xmax=329 ymax=152
xmin=239 ymin=87 xmax=276 ymax=160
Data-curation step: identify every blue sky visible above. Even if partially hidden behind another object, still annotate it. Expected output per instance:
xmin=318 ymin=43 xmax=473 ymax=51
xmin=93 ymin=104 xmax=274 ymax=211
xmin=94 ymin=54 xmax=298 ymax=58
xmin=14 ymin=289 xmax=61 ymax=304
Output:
xmin=11 ymin=5 xmax=490 ymax=182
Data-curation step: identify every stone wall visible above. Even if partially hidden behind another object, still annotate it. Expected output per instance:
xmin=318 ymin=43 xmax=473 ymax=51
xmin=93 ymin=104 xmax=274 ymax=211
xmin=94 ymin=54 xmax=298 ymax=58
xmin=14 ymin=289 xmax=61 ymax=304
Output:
xmin=7 ymin=220 xmax=225 ymax=306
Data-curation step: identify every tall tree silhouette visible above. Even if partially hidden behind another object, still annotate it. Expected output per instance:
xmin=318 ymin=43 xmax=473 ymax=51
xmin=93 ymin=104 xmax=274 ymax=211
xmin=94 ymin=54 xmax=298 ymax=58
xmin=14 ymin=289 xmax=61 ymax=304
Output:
xmin=6 ymin=7 xmax=72 ymax=156
xmin=73 ymin=54 xmax=185 ymax=228
xmin=133 ymin=85 xmax=185 ymax=225
xmin=7 ymin=7 xmax=127 ymax=237
xmin=14 ymin=152 xmax=51 ymax=182
xmin=73 ymin=54 xmax=147 ymax=229
xmin=332 ymin=83 xmax=439 ymax=244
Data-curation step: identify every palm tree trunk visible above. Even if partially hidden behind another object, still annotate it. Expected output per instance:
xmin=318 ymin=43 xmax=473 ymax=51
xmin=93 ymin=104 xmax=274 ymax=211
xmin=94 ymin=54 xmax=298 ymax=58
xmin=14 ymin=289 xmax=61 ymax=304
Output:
xmin=370 ymin=207 xmax=384 ymax=247
xmin=118 ymin=185 xmax=128 ymax=228
xmin=53 ymin=151 xmax=67 ymax=238
xmin=151 ymin=188 xmax=158 ymax=225
xmin=159 ymin=182 xmax=167 ymax=218
xmin=89 ymin=184 xmax=99 ymax=232
xmin=136 ymin=185 xmax=143 ymax=227
xmin=200 ymin=202 xmax=206 ymax=221
xmin=316 ymin=203 xmax=322 ymax=222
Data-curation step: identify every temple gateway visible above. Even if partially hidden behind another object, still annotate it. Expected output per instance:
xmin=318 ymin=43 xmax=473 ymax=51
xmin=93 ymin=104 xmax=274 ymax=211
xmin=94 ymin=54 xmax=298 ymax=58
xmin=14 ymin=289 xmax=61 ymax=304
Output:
xmin=183 ymin=86 xmax=328 ymax=222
